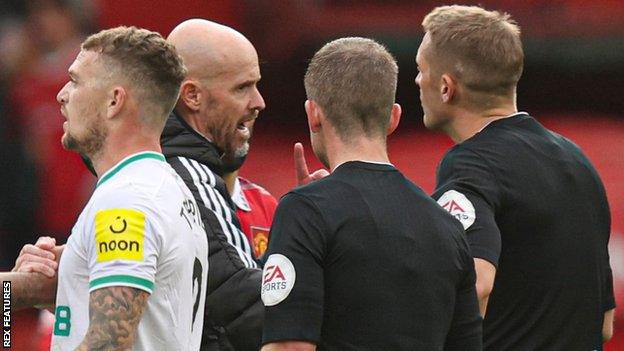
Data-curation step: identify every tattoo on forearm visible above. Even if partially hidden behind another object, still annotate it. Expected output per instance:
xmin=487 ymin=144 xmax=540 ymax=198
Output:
xmin=76 ymin=286 xmax=149 ymax=351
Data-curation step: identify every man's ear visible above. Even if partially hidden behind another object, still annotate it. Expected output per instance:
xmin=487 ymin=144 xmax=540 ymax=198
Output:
xmin=179 ymin=80 xmax=201 ymax=112
xmin=440 ymin=73 xmax=456 ymax=104
xmin=387 ymin=103 xmax=402 ymax=136
xmin=304 ymin=100 xmax=323 ymax=133
xmin=107 ymin=86 xmax=126 ymax=119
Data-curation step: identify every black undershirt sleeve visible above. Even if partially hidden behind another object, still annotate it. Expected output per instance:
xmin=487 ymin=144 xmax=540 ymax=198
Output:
xmin=261 ymin=192 xmax=327 ymax=346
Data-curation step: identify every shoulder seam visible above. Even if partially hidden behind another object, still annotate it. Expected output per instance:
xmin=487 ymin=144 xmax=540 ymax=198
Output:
xmin=283 ymin=191 xmax=330 ymax=260
xmin=452 ymin=145 xmax=506 ymax=209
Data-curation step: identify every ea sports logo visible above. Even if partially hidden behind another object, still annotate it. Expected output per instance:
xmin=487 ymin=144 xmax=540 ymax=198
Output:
xmin=442 ymin=200 xmax=464 ymax=213
xmin=263 ymin=265 xmax=286 ymax=284
xmin=261 ymin=254 xmax=296 ymax=306
xmin=437 ymin=190 xmax=476 ymax=230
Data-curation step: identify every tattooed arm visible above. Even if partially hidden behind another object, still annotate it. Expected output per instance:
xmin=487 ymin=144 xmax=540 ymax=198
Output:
xmin=75 ymin=286 xmax=150 ymax=351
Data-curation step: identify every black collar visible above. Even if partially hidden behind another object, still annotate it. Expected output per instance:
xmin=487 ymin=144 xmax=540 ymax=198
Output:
xmin=160 ymin=111 xmax=225 ymax=176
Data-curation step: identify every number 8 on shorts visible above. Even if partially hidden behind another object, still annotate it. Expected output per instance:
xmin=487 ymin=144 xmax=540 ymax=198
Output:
xmin=53 ymin=305 xmax=71 ymax=336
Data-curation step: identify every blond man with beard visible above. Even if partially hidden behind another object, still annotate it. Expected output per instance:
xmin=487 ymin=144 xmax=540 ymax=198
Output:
xmin=2 ymin=26 xmax=208 ymax=351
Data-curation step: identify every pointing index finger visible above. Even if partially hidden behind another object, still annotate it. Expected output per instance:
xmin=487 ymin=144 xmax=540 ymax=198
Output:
xmin=294 ymin=142 xmax=310 ymax=183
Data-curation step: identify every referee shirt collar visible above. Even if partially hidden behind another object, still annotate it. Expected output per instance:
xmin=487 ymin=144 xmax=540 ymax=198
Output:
xmin=332 ymin=160 xmax=394 ymax=172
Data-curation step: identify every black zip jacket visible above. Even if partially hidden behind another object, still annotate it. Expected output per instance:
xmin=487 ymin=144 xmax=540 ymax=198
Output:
xmin=161 ymin=112 xmax=263 ymax=351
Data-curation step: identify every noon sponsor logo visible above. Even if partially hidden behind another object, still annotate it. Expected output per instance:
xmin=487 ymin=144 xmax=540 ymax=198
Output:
xmin=3 ymin=281 xmax=11 ymax=348
xmin=261 ymin=254 xmax=296 ymax=306
xmin=98 ymin=238 xmax=140 ymax=253
xmin=95 ymin=209 xmax=145 ymax=262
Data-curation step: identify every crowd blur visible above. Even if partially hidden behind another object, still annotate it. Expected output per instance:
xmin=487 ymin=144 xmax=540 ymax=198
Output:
xmin=0 ymin=0 xmax=96 ymax=271
xmin=0 ymin=1 xmax=96 ymax=348
xmin=1 ymin=0 xmax=623 ymax=349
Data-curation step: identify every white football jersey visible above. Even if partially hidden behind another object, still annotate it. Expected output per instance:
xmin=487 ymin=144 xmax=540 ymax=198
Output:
xmin=51 ymin=151 xmax=208 ymax=351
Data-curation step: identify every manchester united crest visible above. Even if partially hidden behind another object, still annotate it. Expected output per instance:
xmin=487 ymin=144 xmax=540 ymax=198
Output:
xmin=251 ymin=226 xmax=270 ymax=258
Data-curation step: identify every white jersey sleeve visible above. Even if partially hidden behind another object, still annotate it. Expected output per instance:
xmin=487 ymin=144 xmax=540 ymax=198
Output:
xmin=83 ymin=193 xmax=166 ymax=294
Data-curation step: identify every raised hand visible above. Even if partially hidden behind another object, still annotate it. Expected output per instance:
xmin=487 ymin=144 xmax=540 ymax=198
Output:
xmin=294 ymin=142 xmax=329 ymax=186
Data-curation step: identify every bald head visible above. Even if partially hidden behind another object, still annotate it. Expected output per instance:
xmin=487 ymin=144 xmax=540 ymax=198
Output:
xmin=166 ymin=19 xmax=265 ymax=168
xmin=167 ymin=19 xmax=257 ymax=81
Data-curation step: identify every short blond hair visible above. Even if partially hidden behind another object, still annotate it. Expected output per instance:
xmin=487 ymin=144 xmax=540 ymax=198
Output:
xmin=422 ymin=5 xmax=523 ymax=98
xmin=82 ymin=26 xmax=186 ymax=126
xmin=304 ymin=37 xmax=398 ymax=140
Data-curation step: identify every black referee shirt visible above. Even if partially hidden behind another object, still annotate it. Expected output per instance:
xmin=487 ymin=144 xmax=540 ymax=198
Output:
xmin=433 ymin=113 xmax=615 ymax=350
xmin=262 ymin=161 xmax=482 ymax=350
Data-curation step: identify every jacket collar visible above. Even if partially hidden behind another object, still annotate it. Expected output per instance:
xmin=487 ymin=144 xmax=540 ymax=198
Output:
xmin=160 ymin=111 xmax=225 ymax=176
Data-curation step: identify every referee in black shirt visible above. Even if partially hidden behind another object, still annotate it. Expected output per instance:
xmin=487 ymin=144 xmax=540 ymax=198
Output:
xmin=416 ymin=5 xmax=615 ymax=350
xmin=260 ymin=38 xmax=482 ymax=351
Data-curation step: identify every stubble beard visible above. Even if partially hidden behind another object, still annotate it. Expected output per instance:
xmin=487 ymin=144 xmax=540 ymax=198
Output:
xmin=234 ymin=141 xmax=250 ymax=158
xmin=62 ymin=122 xmax=108 ymax=160
xmin=221 ymin=141 xmax=250 ymax=173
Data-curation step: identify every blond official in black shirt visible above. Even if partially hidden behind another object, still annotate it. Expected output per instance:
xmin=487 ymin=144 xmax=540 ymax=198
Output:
xmin=416 ymin=5 xmax=616 ymax=350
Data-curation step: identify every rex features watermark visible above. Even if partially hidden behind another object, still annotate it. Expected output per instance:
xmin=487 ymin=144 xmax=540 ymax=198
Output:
xmin=3 ymin=281 xmax=10 ymax=349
